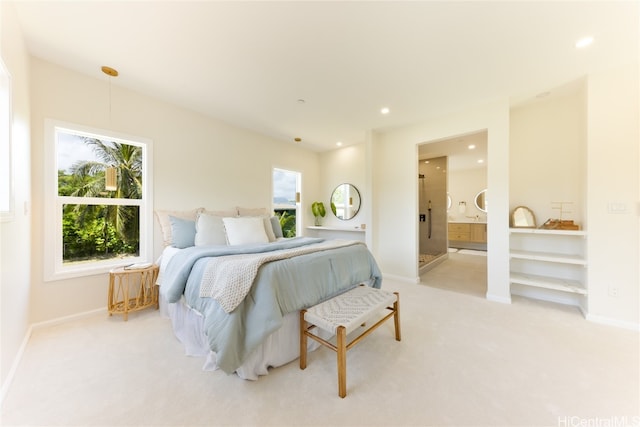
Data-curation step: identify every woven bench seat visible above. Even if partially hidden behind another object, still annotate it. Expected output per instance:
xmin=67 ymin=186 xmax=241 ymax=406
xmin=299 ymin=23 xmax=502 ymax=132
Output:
xmin=299 ymin=285 xmax=401 ymax=398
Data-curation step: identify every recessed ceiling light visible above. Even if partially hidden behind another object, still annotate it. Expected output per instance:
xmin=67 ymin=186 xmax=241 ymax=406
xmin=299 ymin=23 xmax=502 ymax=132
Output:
xmin=424 ymin=160 xmax=429 ymax=164
xmin=575 ymin=36 xmax=594 ymax=49
xmin=336 ymin=141 xmax=343 ymax=146
xmin=380 ymin=107 xmax=390 ymax=115
xmin=477 ymin=159 xmax=484 ymax=164
xmin=468 ymin=144 xmax=476 ymax=150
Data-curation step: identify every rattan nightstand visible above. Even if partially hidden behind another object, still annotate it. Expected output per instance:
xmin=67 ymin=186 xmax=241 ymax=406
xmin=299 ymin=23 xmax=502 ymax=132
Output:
xmin=108 ymin=264 xmax=159 ymax=321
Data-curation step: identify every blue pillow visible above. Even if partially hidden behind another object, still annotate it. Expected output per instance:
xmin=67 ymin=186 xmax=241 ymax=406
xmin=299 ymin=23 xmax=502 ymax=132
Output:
xmin=270 ymin=216 xmax=283 ymax=238
xmin=169 ymin=215 xmax=196 ymax=248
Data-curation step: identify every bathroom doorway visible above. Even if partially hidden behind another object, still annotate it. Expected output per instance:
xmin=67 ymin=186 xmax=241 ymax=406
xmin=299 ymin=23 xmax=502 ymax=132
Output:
xmin=418 ymin=131 xmax=488 ymax=295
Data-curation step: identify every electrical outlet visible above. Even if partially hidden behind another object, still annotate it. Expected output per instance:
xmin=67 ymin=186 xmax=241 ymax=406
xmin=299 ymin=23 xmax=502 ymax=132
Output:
xmin=608 ymin=202 xmax=627 ymax=214
xmin=608 ymin=286 xmax=619 ymax=297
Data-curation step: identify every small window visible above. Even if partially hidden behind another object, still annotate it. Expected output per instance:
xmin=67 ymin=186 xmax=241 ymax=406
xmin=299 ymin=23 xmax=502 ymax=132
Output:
xmin=44 ymin=120 xmax=153 ymax=281
xmin=273 ymin=168 xmax=301 ymax=237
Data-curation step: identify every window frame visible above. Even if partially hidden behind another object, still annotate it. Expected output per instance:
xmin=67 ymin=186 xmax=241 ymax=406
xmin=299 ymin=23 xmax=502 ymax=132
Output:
xmin=272 ymin=167 xmax=301 ymax=237
xmin=44 ymin=119 xmax=154 ymax=281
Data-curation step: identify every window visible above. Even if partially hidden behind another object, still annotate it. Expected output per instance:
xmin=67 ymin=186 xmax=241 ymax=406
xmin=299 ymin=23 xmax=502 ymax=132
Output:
xmin=44 ymin=120 xmax=153 ymax=281
xmin=272 ymin=168 xmax=300 ymax=237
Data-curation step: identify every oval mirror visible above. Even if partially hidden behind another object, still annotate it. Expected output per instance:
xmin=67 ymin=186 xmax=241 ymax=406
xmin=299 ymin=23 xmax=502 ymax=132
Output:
xmin=447 ymin=193 xmax=452 ymax=211
xmin=475 ymin=189 xmax=487 ymax=213
xmin=511 ymin=206 xmax=536 ymax=228
xmin=330 ymin=183 xmax=361 ymax=220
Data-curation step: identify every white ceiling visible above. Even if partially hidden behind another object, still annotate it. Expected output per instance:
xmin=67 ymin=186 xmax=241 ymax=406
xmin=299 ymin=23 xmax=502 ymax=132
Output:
xmin=11 ymin=1 xmax=639 ymax=152
xmin=419 ymin=130 xmax=488 ymax=172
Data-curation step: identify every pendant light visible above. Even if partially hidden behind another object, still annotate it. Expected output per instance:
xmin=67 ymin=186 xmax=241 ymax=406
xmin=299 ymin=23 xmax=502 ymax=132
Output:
xmin=101 ymin=65 xmax=118 ymax=123
xmin=101 ymin=66 xmax=119 ymax=191
xmin=105 ymin=167 xmax=117 ymax=191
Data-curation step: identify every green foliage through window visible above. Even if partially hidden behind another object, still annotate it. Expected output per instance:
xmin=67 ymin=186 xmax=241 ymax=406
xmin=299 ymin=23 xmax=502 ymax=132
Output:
xmin=274 ymin=209 xmax=296 ymax=238
xmin=62 ymin=204 xmax=140 ymax=261
xmin=58 ymin=134 xmax=142 ymax=263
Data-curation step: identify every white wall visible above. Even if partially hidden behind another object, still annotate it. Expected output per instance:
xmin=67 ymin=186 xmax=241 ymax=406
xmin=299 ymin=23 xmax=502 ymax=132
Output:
xmin=586 ymin=63 xmax=639 ymax=328
xmin=318 ymin=143 xmax=366 ymax=228
xmin=368 ymin=64 xmax=638 ymax=328
xmin=510 ymin=82 xmax=586 ymax=227
xmin=0 ymin=1 xmax=32 ymax=394
xmin=448 ymin=167 xmax=487 ymax=223
xmin=28 ymin=58 xmax=320 ymax=324
xmin=370 ymin=100 xmax=511 ymax=304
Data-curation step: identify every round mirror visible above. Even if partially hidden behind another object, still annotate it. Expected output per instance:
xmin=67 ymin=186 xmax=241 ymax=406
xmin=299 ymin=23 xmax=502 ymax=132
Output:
xmin=330 ymin=183 xmax=361 ymax=220
xmin=475 ymin=189 xmax=487 ymax=213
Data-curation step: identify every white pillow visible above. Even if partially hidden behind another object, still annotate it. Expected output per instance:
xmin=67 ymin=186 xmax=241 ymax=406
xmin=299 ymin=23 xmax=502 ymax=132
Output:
xmin=262 ymin=217 xmax=276 ymax=242
xmin=238 ymin=216 xmax=276 ymax=242
xmin=195 ymin=213 xmax=228 ymax=246
xmin=222 ymin=217 xmax=269 ymax=246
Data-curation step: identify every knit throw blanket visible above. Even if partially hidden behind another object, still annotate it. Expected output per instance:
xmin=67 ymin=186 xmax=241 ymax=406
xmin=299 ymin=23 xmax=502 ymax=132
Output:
xmin=200 ymin=240 xmax=363 ymax=313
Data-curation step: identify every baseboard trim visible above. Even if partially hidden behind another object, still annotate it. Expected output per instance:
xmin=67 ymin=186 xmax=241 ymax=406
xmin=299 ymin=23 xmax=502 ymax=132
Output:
xmin=0 ymin=307 xmax=107 ymax=406
xmin=383 ymin=273 xmax=421 ymax=284
xmin=586 ymin=313 xmax=640 ymax=332
xmin=486 ymin=293 xmax=512 ymax=304
xmin=31 ymin=307 xmax=106 ymax=331
xmin=0 ymin=324 xmax=33 ymax=406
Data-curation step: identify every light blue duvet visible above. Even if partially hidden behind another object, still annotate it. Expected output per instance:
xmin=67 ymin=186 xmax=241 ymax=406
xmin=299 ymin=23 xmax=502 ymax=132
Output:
xmin=160 ymin=237 xmax=382 ymax=374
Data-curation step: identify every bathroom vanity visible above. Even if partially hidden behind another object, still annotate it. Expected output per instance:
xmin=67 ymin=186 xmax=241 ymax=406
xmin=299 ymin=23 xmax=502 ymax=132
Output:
xmin=448 ymin=221 xmax=487 ymax=250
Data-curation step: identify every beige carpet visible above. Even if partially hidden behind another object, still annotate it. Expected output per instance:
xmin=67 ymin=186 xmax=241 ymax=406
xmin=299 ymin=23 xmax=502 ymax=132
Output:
xmin=2 ymin=263 xmax=639 ymax=426
xmin=421 ymin=251 xmax=488 ymax=298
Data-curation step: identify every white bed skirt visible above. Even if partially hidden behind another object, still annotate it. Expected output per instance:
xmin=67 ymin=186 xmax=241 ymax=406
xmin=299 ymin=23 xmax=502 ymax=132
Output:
xmin=159 ymin=293 xmax=321 ymax=380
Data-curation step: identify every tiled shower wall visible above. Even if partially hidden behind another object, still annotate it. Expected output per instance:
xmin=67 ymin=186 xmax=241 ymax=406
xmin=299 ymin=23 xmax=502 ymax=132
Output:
xmin=418 ymin=156 xmax=448 ymax=257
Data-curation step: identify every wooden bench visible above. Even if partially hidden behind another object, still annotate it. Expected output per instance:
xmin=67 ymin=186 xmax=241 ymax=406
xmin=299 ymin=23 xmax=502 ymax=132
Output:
xmin=299 ymin=285 xmax=401 ymax=398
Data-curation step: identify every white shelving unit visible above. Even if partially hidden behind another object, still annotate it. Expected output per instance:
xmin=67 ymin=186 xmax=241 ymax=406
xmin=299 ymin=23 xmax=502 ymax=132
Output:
xmin=509 ymin=228 xmax=587 ymax=311
xmin=306 ymin=226 xmax=365 ymax=242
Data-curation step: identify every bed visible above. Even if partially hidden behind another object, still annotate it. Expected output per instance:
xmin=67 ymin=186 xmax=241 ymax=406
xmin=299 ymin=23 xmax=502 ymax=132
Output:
xmin=155 ymin=208 xmax=382 ymax=380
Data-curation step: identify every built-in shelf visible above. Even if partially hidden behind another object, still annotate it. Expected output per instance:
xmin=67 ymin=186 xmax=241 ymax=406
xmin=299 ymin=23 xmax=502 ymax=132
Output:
xmin=509 ymin=250 xmax=587 ymax=265
xmin=510 ymin=272 xmax=587 ymax=295
xmin=509 ymin=228 xmax=587 ymax=237
xmin=307 ymin=226 xmax=365 ymax=233
xmin=509 ymin=227 xmax=588 ymax=311
xmin=306 ymin=225 xmax=366 ymax=242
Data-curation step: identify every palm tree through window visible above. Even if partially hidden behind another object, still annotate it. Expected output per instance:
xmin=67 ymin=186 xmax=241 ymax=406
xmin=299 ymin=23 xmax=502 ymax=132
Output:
xmin=58 ymin=133 xmax=142 ymax=262
xmin=45 ymin=120 xmax=153 ymax=280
